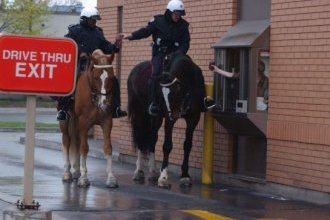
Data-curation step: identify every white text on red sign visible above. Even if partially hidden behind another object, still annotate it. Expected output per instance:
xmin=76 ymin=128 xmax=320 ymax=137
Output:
xmin=1 ymin=50 xmax=73 ymax=79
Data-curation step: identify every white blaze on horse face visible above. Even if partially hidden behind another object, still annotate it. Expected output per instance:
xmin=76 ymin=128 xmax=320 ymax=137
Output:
xmin=99 ymin=70 xmax=108 ymax=110
xmin=162 ymin=87 xmax=171 ymax=114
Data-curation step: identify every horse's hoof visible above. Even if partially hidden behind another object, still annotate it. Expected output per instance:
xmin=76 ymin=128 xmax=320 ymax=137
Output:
xmin=107 ymin=177 xmax=118 ymax=188
xmin=107 ymin=182 xmax=119 ymax=188
xmin=158 ymin=177 xmax=171 ymax=189
xmin=72 ymin=171 xmax=81 ymax=180
xmin=148 ymin=171 xmax=159 ymax=183
xmin=77 ymin=178 xmax=90 ymax=188
xmin=132 ymin=170 xmax=144 ymax=182
xmin=62 ymin=178 xmax=73 ymax=183
xmin=158 ymin=183 xmax=171 ymax=189
xmin=179 ymin=177 xmax=192 ymax=188
xmin=62 ymin=173 xmax=73 ymax=182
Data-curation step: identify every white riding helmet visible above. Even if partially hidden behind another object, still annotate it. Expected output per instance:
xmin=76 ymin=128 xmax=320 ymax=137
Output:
xmin=80 ymin=7 xmax=101 ymax=20
xmin=167 ymin=0 xmax=185 ymax=16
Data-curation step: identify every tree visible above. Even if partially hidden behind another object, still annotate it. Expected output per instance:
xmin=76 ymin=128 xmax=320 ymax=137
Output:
xmin=0 ymin=0 xmax=50 ymax=35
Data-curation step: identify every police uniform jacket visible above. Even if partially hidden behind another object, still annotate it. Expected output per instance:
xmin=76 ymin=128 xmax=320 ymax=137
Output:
xmin=129 ymin=10 xmax=190 ymax=56
xmin=65 ymin=21 xmax=120 ymax=55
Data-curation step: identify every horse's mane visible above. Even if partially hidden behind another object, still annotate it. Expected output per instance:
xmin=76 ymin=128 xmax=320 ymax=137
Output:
xmin=166 ymin=52 xmax=201 ymax=89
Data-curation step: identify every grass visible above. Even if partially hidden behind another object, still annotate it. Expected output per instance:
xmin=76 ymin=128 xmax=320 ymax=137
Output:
xmin=0 ymin=121 xmax=58 ymax=129
xmin=0 ymin=99 xmax=58 ymax=130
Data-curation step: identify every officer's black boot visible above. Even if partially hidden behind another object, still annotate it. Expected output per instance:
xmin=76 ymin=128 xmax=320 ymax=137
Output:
xmin=199 ymin=85 xmax=215 ymax=112
xmin=56 ymin=96 xmax=71 ymax=121
xmin=148 ymin=78 xmax=160 ymax=116
xmin=112 ymin=77 xmax=127 ymax=118
xmin=203 ymin=96 xmax=215 ymax=112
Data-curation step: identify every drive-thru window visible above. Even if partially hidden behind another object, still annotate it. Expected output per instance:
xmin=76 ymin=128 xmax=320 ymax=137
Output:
xmin=212 ymin=0 xmax=270 ymax=179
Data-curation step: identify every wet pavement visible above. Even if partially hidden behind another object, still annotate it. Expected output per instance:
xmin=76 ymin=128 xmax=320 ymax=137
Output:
xmin=0 ymin=108 xmax=330 ymax=219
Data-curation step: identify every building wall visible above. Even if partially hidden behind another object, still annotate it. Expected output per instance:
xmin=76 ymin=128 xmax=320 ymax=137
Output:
xmin=267 ymin=0 xmax=330 ymax=193
xmin=96 ymin=0 xmax=237 ymax=174
xmin=96 ymin=0 xmax=330 ymax=196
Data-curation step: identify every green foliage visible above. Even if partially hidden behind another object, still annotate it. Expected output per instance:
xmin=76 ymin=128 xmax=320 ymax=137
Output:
xmin=1 ymin=0 xmax=50 ymax=35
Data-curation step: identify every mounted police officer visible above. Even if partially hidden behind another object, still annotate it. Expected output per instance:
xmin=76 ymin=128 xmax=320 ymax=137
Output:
xmin=122 ymin=0 xmax=189 ymax=116
xmin=56 ymin=6 xmax=127 ymax=121
xmin=123 ymin=0 xmax=214 ymax=116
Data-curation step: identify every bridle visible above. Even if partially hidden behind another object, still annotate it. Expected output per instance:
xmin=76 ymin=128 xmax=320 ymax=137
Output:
xmin=159 ymin=72 xmax=189 ymax=120
xmin=89 ymin=64 xmax=114 ymax=111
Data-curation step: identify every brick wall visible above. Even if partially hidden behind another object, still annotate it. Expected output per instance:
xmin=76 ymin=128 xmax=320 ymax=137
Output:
xmin=268 ymin=0 xmax=330 ymax=192
xmin=95 ymin=0 xmax=330 ymax=193
xmin=96 ymin=0 xmax=237 ymax=173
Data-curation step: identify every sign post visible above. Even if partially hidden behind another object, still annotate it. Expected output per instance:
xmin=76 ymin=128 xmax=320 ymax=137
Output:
xmin=23 ymin=95 xmax=36 ymax=207
xmin=0 ymin=35 xmax=77 ymax=210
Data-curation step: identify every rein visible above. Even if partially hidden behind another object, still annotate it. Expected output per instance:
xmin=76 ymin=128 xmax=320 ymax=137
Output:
xmin=159 ymin=73 xmax=190 ymax=120
xmin=160 ymin=78 xmax=178 ymax=87
xmin=90 ymin=64 xmax=113 ymax=96
xmin=87 ymin=64 xmax=113 ymax=109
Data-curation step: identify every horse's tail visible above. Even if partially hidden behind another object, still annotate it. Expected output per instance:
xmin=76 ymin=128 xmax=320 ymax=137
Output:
xmin=127 ymin=61 xmax=153 ymax=153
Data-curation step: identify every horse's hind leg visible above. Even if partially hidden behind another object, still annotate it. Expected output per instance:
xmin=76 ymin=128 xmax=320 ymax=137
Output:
xmin=148 ymin=152 xmax=158 ymax=182
xmin=62 ymin=144 xmax=72 ymax=182
xmin=60 ymin=121 xmax=72 ymax=182
xmin=133 ymin=150 xmax=145 ymax=182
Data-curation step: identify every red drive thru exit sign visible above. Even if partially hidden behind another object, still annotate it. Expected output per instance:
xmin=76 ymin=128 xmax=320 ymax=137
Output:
xmin=0 ymin=35 xmax=77 ymax=96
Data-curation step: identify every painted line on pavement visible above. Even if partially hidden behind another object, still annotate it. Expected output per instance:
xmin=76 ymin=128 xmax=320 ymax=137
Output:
xmin=181 ymin=209 xmax=234 ymax=220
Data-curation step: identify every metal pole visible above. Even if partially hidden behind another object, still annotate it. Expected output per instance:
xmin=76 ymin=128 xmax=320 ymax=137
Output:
xmin=202 ymin=83 xmax=214 ymax=185
xmin=23 ymin=95 xmax=36 ymax=206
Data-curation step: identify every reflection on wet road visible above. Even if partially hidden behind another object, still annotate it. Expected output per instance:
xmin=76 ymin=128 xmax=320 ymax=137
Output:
xmin=1 ymin=132 xmax=330 ymax=220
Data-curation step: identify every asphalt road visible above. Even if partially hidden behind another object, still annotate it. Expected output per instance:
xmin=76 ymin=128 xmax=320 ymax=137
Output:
xmin=0 ymin=108 xmax=330 ymax=219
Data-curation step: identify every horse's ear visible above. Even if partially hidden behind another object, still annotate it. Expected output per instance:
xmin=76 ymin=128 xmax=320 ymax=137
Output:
xmin=108 ymin=53 xmax=115 ymax=63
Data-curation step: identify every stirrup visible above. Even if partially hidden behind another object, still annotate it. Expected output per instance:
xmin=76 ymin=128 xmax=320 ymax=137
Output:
xmin=204 ymin=96 xmax=216 ymax=110
xmin=114 ymin=107 xmax=127 ymax=118
xmin=57 ymin=110 xmax=67 ymax=121
xmin=148 ymin=104 xmax=159 ymax=116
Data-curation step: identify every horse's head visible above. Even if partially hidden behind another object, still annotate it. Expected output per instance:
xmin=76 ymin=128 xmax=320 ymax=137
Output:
xmin=88 ymin=49 xmax=115 ymax=112
xmin=160 ymin=52 xmax=191 ymax=120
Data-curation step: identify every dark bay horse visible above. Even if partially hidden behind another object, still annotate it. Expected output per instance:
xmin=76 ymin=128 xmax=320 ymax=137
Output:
xmin=60 ymin=49 xmax=118 ymax=188
xmin=127 ymin=51 xmax=205 ymax=188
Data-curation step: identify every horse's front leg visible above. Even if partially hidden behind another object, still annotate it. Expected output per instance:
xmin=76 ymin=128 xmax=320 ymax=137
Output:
xmin=180 ymin=116 xmax=199 ymax=187
xmin=158 ymin=119 xmax=174 ymax=188
xmin=102 ymin=119 xmax=118 ymax=188
xmin=77 ymin=118 xmax=90 ymax=187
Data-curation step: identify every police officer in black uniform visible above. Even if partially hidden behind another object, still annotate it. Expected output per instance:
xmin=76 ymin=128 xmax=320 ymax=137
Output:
xmin=123 ymin=0 xmax=214 ymax=116
xmin=56 ymin=6 xmax=127 ymax=121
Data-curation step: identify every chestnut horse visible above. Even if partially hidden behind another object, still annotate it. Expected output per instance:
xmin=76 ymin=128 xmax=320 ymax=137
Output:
xmin=127 ymin=51 xmax=206 ymax=188
xmin=60 ymin=49 xmax=118 ymax=188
